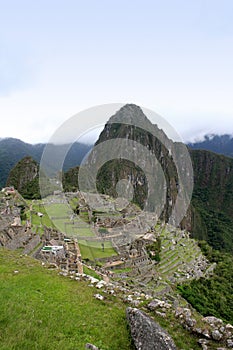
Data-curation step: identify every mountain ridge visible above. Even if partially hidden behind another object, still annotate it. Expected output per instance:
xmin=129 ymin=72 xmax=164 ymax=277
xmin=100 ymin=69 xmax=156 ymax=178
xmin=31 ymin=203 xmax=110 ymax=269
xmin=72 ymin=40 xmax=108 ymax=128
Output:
xmin=188 ymin=134 xmax=233 ymax=158
xmin=0 ymin=138 xmax=92 ymax=188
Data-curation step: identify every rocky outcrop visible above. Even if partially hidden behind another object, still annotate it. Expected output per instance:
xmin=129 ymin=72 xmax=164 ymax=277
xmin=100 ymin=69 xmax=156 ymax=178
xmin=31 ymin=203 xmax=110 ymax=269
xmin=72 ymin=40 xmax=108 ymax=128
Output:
xmin=126 ymin=307 xmax=177 ymax=350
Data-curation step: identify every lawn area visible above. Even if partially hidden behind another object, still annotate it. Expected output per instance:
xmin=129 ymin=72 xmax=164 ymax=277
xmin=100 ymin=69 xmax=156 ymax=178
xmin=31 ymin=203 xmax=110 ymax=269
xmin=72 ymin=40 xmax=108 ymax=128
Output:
xmin=44 ymin=203 xmax=73 ymax=218
xmin=79 ymin=240 xmax=117 ymax=260
xmin=28 ymin=201 xmax=95 ymax=237
xmin=0 ymin=249 xmax=133 ymax=350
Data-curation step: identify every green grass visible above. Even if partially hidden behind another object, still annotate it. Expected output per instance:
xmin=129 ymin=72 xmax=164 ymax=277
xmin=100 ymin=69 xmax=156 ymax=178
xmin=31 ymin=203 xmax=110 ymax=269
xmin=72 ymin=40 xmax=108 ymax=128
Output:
xmin=0 ymin=249 xmax=133 ymax=350
xmin=82 ymin=266 xmax=101 ymax=280
xmin=27 ymin=201 xmax=95 ymax=237
xmin=111 ymin=267 xmax=132 ymax=274
xmin=79 ymin=240 xmax=117 ymax=260
xmin=24 ymin=202 xmax=55 ymax=229
xmin=49 ymin=219 xmax=94 ymax=237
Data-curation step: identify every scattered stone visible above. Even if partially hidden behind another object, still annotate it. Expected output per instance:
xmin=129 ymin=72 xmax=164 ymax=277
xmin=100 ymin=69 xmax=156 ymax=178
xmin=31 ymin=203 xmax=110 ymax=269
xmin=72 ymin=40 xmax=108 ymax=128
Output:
xmin=94 ymin=294 xmax=104 ymax=301
xmin=126 ymin=307 xmax=177 ymax=350
xmin=203 ymin=316 xmax=223 ymax=327
xmin=96 ymin=280 xmax=107 ymax=289
xmin=202 ymin=330 xmax=211 ymax=339
xmin=226 ymin=324 xmax=233 ymax=332
xmin=220 ymin=326 xmax=225 ymax=333
xmin=227 ymin=339 xmax=233 ymax=348
xmin=211 ymin=330 xmax=223 ymax=341
xmin=148 ymin=299 xmax=171 ymax=311
xmin=131 ymin=300 xmax=141 ymax=307
xmin=198 ymin=339 xmax=209 ymax=345
xmin=201 ymin=345 xmax=208 ymax=350
xmin=86 ymin=344 xmax=100 ymax=350
xmin=185 ymin=317 xmax=196 ymax=328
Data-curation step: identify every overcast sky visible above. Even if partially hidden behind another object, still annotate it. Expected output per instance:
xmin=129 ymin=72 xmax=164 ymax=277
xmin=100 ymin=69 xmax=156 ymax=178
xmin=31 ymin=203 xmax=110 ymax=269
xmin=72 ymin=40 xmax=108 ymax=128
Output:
xmin=1 ymin=0 xmax=233 ymax=144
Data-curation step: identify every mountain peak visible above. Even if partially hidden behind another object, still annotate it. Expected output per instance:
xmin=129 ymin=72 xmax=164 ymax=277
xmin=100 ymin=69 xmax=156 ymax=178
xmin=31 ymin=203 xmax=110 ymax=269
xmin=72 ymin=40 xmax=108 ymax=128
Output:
xmin=108 ymin=104 xmax=150 ymax=126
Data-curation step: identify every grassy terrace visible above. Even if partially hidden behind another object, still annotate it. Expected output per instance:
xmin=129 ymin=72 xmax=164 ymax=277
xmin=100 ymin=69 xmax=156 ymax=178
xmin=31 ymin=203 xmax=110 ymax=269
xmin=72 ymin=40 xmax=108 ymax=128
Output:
xmin=25 ymin=200 xmax=117 ymax=260
xmin=158 ymin=227 xmax=203 ymax=279
xmin=79 ymin=240 xmax=117 ymax=261
xmin=0 ymin=249 xmax=133 ymax=350
xmin=26 ymin=200 xmax=95 ymax=237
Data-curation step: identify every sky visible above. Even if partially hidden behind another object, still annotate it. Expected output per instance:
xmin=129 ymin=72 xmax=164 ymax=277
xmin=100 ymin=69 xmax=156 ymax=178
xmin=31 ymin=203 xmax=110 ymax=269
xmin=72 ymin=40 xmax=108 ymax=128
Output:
xmin=1 ymin=0 xmax=233 ymax=144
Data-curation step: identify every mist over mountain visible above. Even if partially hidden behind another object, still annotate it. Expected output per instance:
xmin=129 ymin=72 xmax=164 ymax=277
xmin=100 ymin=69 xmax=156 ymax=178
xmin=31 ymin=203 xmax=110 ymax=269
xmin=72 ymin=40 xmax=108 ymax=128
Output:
xmin=188 ymin=134 xmax=233 ymax=158
xmin=0 ymin=138 xmax=92 ymax=188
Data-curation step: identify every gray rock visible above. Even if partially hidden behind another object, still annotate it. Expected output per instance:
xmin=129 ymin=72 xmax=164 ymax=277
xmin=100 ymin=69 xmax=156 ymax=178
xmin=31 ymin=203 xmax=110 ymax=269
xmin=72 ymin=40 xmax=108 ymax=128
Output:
xmin=203 ymin=316 xmax=223 ymax=326
xmin=185 ymin=317 xmax=196 ymax=328
xmin=227 ymin=339 xmax=233 ymax=348
xmin=126 ymin=307 xmax=177 ymax=350
xmin=94 ymin=293 xmax=104 ymax=301
xmin=211 ymin=329 xmax=223 ymax=341
xmin=86 ymin=344 xmax=100 ymax=350
xmin=198 ymin=339 xmax=209 ymax=345
xmin=226 ymin=324 xmax=233 ymax=332
xmin=148 ymin=299 xmax=171 ymax=311
xmin=201 ymin=345 xmax=208 ymax=350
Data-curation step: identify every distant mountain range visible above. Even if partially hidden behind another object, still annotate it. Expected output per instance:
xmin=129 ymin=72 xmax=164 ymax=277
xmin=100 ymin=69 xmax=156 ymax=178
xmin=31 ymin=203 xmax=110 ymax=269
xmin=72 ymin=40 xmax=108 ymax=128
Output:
xmin=0 ymin=133 xmax=232 ymax=189
xmin=1 ymin=110 xmax=233 ymax=255
xmin=0 ymin=138 xmax=92 ymax=188
xmin=188 ymin=134 xmax=233 ymax=158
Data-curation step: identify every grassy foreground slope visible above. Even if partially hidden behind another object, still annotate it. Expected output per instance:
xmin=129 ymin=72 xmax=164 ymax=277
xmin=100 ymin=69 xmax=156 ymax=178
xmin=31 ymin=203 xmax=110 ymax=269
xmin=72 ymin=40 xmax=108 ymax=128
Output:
xmin=0 ymin=249 xmax=133 ymax=350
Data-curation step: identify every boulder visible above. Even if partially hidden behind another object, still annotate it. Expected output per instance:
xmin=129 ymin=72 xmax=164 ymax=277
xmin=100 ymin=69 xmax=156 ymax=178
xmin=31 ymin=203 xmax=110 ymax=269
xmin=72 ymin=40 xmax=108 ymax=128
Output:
xmin=227 ymin=339 xmax=233 ymax=348
xmin=86 ymin=344 xmax=100 ymax=350
xmin=203 ymin=316 xmax=223 ymax=326
xmin=126 ymin=307 xmax=177 ymax=350
xmin=211 ymin=330 xmax=223 ymax=341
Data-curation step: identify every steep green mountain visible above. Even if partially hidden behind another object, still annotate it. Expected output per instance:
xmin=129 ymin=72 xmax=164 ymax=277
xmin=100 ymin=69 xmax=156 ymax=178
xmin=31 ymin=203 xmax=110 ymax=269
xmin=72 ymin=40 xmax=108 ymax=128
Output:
xmin=6 ymin=156 xmax=41 ymax=199
xmin=0 ymin=138 xmax=91 ymax=188
xmin=188 ymin=150 xmax=233 ymax=253
xmin=62 ymin=165 xmax=80 ymax=192
xmin=64 ymin=104 xmax=233 ymax=254
xmin=188 ymin=134 xmax=233 ymax=158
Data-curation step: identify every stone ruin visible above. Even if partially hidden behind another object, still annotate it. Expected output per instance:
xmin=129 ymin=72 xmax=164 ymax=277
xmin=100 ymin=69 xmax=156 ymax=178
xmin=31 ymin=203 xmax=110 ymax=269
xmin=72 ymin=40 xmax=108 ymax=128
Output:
xmin=37 ymin=227 xmax=83 ymax=274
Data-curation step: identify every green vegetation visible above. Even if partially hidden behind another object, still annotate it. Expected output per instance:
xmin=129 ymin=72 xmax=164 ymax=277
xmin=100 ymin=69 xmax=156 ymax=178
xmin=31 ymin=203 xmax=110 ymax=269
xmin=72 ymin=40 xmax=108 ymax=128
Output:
xmin=0 ymin=249 xmax=133 ymax=350
xmin=79 ymin=240 xmax=117 ymax=261
xmin=82 ymin=266 xmax=101 ymax=280
xmin=37 ymin=202 xmax=94 ymax=237
xmin=146 ymin=238 xmax=161 ymax=262
xmin=62 ymin=166 xmax=80 ymax=192
xmin=190 ymin=150 xmax=233 ymax=254
xmin=30 ymin=206 xmax=55 ymax=228
xmin=6 ymin=156 xmax=41 ymax=199
xmin=177 ymin=241 xmax=233 ymax=324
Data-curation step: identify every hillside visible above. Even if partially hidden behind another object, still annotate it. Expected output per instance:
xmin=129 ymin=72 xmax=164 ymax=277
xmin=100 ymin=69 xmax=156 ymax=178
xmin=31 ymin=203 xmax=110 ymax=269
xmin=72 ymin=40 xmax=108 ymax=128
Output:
xmin=188 ymin=150 xmax=233 ymax=253
xmin=188 ymin=134 xmax=233 ymax=158
xmin=6 ymin=156 xmax=41 ymax=199
xmin=0 ymin=138 xmax=91 ymax=188
xmin=1 ymin=189 xmax=233 ymax=349
xmin=77 ymin=104 xmax=233 ymax=254
xmin=0 ymin=249 xmax=132 ymax=350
